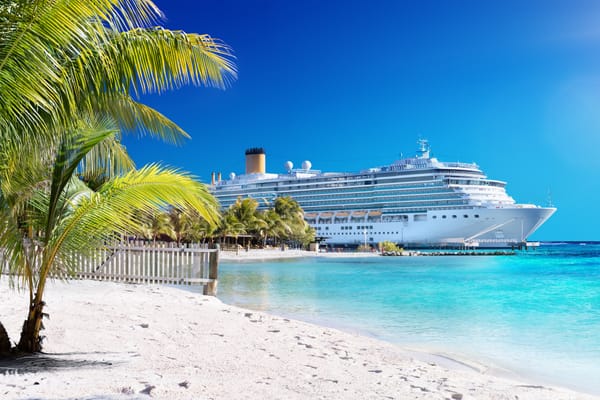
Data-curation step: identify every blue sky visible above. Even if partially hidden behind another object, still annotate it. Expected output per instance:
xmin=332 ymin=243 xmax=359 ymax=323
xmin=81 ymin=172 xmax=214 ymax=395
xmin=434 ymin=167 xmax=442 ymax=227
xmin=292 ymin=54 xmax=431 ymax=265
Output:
xmin=124 ymin=0 xmax=600 ymax=241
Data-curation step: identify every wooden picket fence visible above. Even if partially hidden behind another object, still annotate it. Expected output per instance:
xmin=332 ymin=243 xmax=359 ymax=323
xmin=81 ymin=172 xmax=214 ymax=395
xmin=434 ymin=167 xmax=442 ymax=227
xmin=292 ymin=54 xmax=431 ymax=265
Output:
xmin=1 ymin=241 xmax=220 ymax=295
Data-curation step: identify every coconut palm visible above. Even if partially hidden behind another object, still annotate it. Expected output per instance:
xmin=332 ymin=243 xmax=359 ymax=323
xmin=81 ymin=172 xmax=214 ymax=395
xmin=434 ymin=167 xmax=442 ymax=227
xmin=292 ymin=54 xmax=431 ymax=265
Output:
xmin=227 ymin=198 xmax=266 ymax=237
xmin=182 ymin=210 xmax=220 ymax=244
xmin=0 ymin=0 xmax=235 ymax=354
xmin=271 ymin=196 xmax=314 ymax=245
xmin=138 ymin=210 xmax=175 ymax=244
xmin=217 ymin=213 xmax=246 ymax=247
xmin=168 ymin=208 xmax=185 ymax=245
xmin=259 ymin=208 xmax=290 ymax=247
xmin=0 ymin=125 xmax=220 ymax=352
xmin=274 ymin=196 xmax=304 ymax=222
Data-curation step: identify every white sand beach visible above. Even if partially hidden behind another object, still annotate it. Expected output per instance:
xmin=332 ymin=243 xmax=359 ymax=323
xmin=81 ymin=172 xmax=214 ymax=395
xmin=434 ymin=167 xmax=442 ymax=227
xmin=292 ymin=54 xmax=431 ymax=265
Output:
xmin=0 ymin=279 xmax=597 ymax=400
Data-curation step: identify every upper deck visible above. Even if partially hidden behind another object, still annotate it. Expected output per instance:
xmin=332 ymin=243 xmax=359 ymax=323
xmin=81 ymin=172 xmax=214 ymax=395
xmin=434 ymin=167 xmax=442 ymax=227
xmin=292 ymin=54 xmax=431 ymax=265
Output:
xmin=210 ymin=140 xmax=515 ymax=212
xmin=213 ymin=140 xmax=491 ymax=192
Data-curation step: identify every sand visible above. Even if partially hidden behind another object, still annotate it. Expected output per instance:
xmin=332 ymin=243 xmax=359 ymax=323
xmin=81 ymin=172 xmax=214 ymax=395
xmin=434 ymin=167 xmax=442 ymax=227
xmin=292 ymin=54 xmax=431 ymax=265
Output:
xmin=0 ymin=279 xmax=597 ymax=400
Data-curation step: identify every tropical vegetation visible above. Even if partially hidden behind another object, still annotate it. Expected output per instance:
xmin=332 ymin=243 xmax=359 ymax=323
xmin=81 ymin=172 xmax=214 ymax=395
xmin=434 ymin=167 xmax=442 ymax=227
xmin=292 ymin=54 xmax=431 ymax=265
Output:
xmin=0 ymin=0 xmax=235 ymax=354
xmin=219 ymin=196 xmax=315 ymax=248
xmin=379 ymin=241 xmax=403 ymax=253
xmin=133 ymin=196 xmax=316 ymax=249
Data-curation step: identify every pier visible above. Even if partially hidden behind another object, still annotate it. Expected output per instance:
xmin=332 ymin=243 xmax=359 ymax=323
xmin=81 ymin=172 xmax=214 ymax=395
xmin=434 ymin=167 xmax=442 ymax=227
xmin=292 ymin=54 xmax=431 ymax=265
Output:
xmin=381 ymin=250 xmax=516 ymax=256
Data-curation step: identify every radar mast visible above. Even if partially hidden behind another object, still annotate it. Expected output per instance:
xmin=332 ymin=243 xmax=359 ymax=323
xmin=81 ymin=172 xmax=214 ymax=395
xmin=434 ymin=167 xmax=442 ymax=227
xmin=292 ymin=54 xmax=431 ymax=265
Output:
xmin=417 ymin=139 xmax=430 ymax=159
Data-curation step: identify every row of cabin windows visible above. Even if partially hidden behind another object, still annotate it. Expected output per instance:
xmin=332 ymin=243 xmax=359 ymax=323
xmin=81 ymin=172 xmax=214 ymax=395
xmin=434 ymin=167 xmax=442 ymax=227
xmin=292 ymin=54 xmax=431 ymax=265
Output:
xmin=329 ymin=232 xmax=400 ymax=235
xmin=431 ymin=214 xmax=480 ymax=219
xmin=340 ymin=225 xmax=374 ymax=230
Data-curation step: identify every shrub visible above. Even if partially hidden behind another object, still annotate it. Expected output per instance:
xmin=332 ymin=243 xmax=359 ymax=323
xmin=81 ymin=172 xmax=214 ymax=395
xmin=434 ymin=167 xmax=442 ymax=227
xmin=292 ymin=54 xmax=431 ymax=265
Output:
xmin=379 ymin=241 xmax=403 ymax=253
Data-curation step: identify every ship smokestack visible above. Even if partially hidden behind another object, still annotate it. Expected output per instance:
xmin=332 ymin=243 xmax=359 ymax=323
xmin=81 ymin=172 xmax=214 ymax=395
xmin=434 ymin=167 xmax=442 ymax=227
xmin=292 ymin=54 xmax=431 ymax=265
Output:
xmin=211 ymin=172 xmax=215 ymax=185
xmin=245 ymin=147 xmax=266 ymax=174
xmin=217 ymin=172 xmax=222 ymax=182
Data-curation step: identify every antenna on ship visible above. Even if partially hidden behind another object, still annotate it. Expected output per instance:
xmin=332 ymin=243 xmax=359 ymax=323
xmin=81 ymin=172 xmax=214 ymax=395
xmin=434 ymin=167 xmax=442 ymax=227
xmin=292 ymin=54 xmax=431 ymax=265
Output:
xmin=417 ymin=138 xmax=430 ymax=159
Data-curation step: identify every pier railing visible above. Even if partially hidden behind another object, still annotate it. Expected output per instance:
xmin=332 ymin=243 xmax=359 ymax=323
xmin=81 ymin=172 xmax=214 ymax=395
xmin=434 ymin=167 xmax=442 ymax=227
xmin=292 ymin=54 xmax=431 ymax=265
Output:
xmin=0 ymin=241 xmax=220 ymax=295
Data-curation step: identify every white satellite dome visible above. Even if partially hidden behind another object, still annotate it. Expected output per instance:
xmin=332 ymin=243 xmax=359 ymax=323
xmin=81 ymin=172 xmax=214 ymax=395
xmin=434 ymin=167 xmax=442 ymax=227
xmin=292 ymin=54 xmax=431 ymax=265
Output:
xmin=229 ymin=172 xmax=236 ymax=180
xmin=301 ymin=160 xmax=312 ymax=170
xmin=284 ymin=161 xmax=293 ymax=172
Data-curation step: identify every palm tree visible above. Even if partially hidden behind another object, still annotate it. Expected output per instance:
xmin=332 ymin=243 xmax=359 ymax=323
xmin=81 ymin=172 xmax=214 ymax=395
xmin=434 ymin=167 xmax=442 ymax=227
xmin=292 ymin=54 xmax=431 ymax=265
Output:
xmin=0 ymin=126 xmax=220 ymax=352
xmin=218 ymin=213 xmax=246 ymax=249
xmin=168 ymin=208 xmax=183 ymax=244
xmin=176 ymin=210 xmax=217 ymax=244
xmin=228 ymin=198 xmax=265 ymax=237
xmin=274 ymin=196 xmax=304 ymax=222
xmin=0 ymin=0 xmax=235 ymax=354
xmin=140 ymin=210 xmax=175 ymax=244
xmin=271 ymin=196 xmax=314 ymax=246
xmin=259 ymin=209 xmax=289 ymax=247
xmin=199 ymin=223 xmax=219 ymax=245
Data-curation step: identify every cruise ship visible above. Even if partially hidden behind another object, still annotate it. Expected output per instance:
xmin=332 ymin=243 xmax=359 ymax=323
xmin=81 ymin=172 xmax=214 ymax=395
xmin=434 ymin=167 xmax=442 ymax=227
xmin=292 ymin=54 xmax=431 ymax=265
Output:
xmin=210 ymin=141 xmax=556 ymax=248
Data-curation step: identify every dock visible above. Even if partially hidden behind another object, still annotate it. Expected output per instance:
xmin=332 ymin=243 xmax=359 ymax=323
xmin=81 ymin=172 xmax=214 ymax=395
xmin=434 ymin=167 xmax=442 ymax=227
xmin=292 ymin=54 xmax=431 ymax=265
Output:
xmin=381 ymin=250 xmax=516 ymax=256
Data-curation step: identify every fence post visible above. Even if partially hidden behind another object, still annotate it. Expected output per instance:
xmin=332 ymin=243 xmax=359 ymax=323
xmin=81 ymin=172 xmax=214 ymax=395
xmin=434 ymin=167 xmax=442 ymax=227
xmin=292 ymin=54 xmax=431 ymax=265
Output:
xmin=204 ymin=250 xmax=219 ymax=296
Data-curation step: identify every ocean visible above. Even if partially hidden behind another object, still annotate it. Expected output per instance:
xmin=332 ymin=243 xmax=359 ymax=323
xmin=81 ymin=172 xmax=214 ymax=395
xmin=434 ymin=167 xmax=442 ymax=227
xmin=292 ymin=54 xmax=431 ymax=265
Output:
xmin=218 ymin=243 xmax=600 ymax=395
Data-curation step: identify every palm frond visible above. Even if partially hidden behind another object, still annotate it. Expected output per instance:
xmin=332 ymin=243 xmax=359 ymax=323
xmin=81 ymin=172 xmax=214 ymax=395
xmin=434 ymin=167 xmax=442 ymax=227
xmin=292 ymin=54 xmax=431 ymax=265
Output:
xmin=66 ymin=27 xmax=237 ymax=104
xmin=49 ymin=165 xmax=219 ymax=262
xmin=0 ymin=1 xmax=142 ymax=131
xmin=46 ymin=117 xmax=118 ymax=238
xmin=0 ymin=1 xmax=211 ymax=139
xmin=78 ymin=131 xmax=136 ymax=184
xmin=103 ymin=95 xmax=190 ymax=144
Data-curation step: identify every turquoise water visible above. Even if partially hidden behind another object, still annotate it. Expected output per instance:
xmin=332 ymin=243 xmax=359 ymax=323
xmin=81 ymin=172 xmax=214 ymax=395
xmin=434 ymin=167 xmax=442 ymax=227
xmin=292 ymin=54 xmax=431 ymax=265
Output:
xmin=218 ymin=243 xmax=600 ymax=394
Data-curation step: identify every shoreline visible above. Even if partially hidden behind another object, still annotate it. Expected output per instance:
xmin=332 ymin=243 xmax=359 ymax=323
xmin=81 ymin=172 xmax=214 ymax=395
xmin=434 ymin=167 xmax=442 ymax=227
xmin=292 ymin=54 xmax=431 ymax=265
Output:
xmin=217 ymin=248 xmax=519 ymax=262
xmin=219 ymin=248 xmax=380 ymax=261
xmin=1 ymin=280 xmax=597 ymax=399
xmin=231 ymin=300 xmax=594 ymax=396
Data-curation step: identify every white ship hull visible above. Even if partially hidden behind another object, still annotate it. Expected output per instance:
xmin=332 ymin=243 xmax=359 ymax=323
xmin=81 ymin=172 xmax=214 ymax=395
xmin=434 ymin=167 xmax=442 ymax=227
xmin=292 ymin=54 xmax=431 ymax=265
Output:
xmin=318 ymin=206 xmax=556 ymax=248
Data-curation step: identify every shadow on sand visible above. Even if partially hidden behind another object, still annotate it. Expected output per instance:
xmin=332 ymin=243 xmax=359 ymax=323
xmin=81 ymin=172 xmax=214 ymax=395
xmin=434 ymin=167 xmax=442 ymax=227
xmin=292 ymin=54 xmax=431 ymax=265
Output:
xmin=0 ymin=351 xmax=126 ymax=375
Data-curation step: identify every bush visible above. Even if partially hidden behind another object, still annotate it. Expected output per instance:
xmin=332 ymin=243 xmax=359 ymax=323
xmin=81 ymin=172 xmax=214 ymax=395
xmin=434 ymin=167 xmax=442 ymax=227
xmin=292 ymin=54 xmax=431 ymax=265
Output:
xmin=379 ymin=241 xmax=403 ymax=253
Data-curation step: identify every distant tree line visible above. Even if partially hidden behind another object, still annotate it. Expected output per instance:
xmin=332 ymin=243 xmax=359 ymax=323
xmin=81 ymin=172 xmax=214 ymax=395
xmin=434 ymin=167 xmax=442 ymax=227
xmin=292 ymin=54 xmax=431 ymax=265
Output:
xmin=132 ymin=196 xmax=315 ymax=248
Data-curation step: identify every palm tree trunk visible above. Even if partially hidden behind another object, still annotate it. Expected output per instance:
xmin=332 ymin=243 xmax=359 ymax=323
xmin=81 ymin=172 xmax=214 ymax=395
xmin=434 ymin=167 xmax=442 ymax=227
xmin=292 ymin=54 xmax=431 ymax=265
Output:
xmin=0 ymin=321 xmax=11 ymax=356
xmin=17 ymin=251 xmax=55 ymax=354
xmin=16 ymin=290 xmax=45 ymax=353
